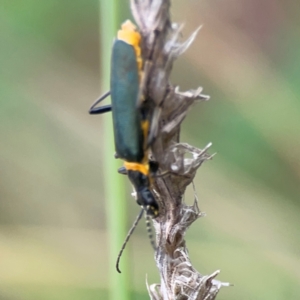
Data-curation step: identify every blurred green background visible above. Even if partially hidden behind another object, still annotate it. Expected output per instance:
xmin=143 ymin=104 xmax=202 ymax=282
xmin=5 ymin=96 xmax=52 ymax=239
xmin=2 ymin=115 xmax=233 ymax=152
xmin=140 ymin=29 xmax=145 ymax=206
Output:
xmin=1 ymin=0 xmax=300 ymax=299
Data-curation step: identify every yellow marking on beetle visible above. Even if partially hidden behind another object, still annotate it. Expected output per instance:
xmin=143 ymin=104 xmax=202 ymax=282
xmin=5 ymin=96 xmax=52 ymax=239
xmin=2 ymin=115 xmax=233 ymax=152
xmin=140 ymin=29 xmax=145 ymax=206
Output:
xmin=141 ymin=120 xmax=149 ymax=138
xmin=124 ymin=162 xmax=149 ymax=176
xmin=141 ymin=119 xmax=150 ymax=153
xmin=141 ymin=120 xmax=151 ymax=161
xmin=117 ymin=20 xmax=142 ymax=73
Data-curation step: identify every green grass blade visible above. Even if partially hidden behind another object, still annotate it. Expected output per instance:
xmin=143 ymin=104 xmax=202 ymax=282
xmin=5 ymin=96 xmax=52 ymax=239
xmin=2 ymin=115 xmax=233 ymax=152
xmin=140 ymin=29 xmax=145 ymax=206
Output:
xmin=99 ymin=1 xmax=131 ymax=299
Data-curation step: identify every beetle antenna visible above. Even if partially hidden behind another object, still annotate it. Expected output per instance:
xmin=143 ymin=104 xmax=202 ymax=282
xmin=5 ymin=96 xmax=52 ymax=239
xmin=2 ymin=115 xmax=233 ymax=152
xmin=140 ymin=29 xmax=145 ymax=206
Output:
xmin=145 ymin=213 xmax=156 ymax=250
xmin=116 ymin=208 xmax=144 ymax=273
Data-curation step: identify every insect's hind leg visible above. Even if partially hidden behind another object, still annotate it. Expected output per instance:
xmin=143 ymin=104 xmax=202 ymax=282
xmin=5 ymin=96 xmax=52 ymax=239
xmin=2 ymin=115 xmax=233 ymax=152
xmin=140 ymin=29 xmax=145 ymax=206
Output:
xmin=118 ymin=166 xmax=127 ymax=175
xmin=89 ymin=91 xmax=112 ymax=114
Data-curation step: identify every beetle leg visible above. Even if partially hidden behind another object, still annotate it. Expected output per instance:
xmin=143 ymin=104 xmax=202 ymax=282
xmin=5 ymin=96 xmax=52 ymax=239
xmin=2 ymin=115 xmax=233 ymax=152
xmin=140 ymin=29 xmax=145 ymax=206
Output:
xmin=149 ymin=160 xmax=159 ymax=175
xmin=154 ymin=170 xmax=170 ymax=178
xmin=118 ymin=166 xmax=127 ymax=175
xmin=89 ymin=91 xmax=111 ymax=114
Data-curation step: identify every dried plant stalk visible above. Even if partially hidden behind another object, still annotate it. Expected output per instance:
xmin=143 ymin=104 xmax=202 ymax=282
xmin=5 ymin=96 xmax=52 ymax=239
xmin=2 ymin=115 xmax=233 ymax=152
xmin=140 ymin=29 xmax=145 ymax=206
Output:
xmin=130 ymin=0 xmax=230 ymax=299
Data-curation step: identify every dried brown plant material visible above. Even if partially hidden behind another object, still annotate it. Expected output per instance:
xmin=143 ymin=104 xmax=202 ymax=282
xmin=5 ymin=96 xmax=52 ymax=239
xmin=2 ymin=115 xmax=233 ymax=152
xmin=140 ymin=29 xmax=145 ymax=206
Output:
xmin=130 ymin=0 xmax=231 ymax=299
